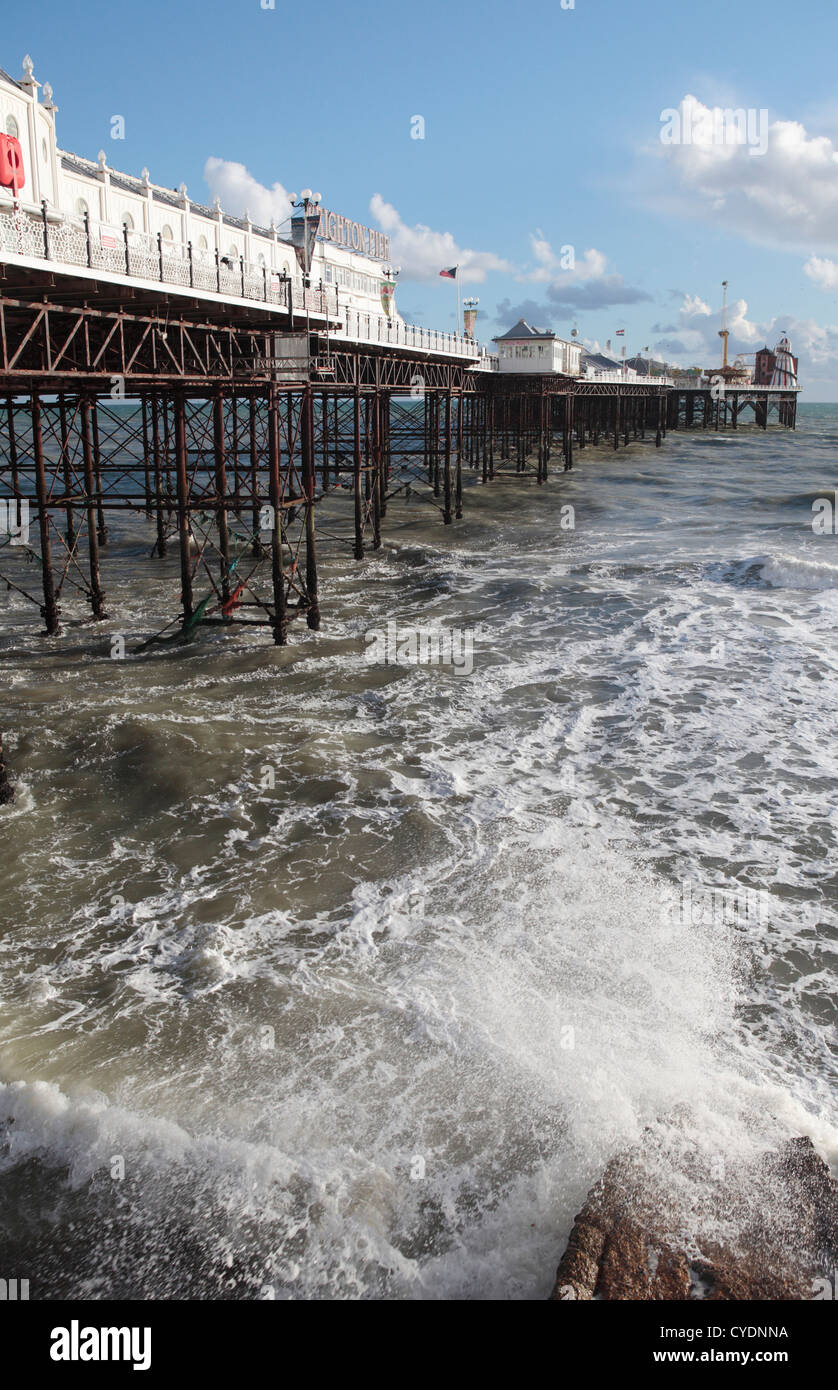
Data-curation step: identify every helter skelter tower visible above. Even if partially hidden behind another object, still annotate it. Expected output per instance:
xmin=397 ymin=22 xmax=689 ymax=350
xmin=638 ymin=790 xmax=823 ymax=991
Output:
xmin=770 ymin=334 xmax=798 ymax=389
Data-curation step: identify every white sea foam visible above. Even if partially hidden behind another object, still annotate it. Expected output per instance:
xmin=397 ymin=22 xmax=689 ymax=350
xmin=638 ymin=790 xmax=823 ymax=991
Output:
xmin=757 ymin=551 xmax=838 ymax=590
xmin=1 ymin=410 xmax=837 ymax=1297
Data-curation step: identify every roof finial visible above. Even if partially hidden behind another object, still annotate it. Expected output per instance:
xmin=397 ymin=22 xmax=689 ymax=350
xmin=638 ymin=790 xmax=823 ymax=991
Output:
xmin=22 ymin=54 xmax=34 ymax=79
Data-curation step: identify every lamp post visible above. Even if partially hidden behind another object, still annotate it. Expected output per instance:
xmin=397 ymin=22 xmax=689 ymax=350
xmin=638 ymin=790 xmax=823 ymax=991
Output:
xmin=289 ymin=189 xmax=322 ymax=289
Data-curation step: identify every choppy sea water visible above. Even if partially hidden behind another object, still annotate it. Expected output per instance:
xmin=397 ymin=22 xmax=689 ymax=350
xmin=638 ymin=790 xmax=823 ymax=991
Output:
xmin=1 ymin=401 xmax=837 ymax=1299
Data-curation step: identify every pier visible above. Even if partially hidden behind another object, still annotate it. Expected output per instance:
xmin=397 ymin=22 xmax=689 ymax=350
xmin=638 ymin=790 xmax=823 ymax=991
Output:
xmin=0 ymin=55 xmax=799 ymax=670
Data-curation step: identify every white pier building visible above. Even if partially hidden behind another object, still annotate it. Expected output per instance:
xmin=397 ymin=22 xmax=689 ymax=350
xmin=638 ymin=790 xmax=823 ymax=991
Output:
xmin=0 ymin=55 xmax=488 ymax=365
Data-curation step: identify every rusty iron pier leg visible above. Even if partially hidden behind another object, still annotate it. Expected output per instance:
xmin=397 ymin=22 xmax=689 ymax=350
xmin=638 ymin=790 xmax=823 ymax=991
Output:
xmin=58 ymin=393 xmax=76 ymax=552
xmin=320 ymin=391 xmax=330 ymax=494
xmin=249 ymin=395 xmax=262 ymax=557
xmin=79 ymin=393 xmax=107 ymax=620
xmin=174 ymin=391 xmax=194 ymax=631
xmin=213 ymin=387 xmax=232 ymax=611
xmin=353 ymin=383 xmax=364 ymax=561
xmin=302 ymin=384 xmax=320 ymax=630
xmin=150 ymin=391 xmax=167 ymax=558
xmin=141 ymin=395 xmax=153 ymax=518
xmin=31 ymin=392 xmax=60 ymax=636
xmin=443 ymin=389 xmax=453 ymax=524
xmin=481 ymin=396 xmax=489 ymax=484
xmin=267 ymin=382 xmax=287 ymax=645
xmin=455 ymin=391 xmax=463 ymax=519
xmin=379 ymin=391 xmax=389 ymax=520
xmin=370 ymin=392 xmax=382 ymax=550
xmin=330 ymin=394 xmax=337 ymax=492
xmin=91 ymin=401 xmax=108 ymax=546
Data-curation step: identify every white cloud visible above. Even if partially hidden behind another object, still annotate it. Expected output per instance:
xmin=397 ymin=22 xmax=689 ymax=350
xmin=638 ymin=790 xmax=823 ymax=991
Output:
xmin=204 ymin=157 xmax=293 ymax=228
xmin=651 ymin=289 xmax=838 ymax=392
xmin=523 ymin=234 xmax=607 ymax=285
xmin=804 ymin=255 xmax=838 ymax=291
xmin=368 ymin=194 xmax=510 ymax=283
xmin=652 ymin=95 xmax=838 ymax=250
xmin=506 ymin=235 xmax=650 ymax=314
xmin=201 ymin=163 xmax=509 ymax=283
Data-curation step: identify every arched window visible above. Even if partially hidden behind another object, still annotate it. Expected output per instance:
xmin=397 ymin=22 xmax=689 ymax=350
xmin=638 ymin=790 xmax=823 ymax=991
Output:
xmin=76 ymin=197 xmax=89 ymax=218
xmin=161 ymin=224 xmax=174 ymax=241
xmin=121 ymin=212 xmax=134 ymax=231
xmin=5 ymin=115 xmax=18 ymax=138
xmin=229 ymin=243 xmax=239 ymax=259
xmin=256 ymin=252 xmax=266 ymax=267
xmin=41 ymin=137 xmax=48 ymax=163
xmin=197 ymin=234 xmax=208 ymax=251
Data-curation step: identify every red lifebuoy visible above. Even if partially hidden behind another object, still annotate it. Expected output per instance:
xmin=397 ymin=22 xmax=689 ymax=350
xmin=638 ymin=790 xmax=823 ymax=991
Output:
xmin=0 ymin=134 xmax=25 ymax=193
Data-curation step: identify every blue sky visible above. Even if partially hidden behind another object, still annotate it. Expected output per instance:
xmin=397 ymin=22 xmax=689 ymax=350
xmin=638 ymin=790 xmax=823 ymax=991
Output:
xmin=9 ymin=0 xmax=838 ymax=394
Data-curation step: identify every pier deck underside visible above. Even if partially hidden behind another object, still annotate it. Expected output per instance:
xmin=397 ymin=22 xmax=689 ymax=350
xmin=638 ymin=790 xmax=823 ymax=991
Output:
xmin=0 ymin=276 xmax=797 ymax=661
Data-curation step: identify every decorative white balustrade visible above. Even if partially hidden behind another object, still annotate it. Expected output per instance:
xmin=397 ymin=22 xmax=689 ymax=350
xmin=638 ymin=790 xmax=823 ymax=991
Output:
xmin=337 ymin=305 xmax=483 ymax=360
xmin=583 ymin=370 xmax=675 ymax=385
xmin=0 ymin=201 xmax=491 ymax=362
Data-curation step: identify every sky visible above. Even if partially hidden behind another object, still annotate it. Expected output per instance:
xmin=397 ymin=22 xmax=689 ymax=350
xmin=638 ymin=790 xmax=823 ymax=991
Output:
xmin=9 ymin=0 xmax=838 ymax=395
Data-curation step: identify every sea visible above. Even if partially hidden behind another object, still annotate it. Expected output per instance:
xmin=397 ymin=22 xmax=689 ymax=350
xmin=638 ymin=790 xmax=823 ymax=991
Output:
xmin=1 ymin=400 xmax=836 ymax=1299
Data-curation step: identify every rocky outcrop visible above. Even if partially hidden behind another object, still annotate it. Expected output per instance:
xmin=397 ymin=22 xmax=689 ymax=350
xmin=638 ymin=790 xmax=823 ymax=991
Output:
xmin=551 ymin=1136 xmax=838 ymax=1301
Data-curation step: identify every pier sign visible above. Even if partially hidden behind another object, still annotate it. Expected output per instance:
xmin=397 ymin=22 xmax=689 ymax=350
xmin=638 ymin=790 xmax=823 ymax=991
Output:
xmin=317 ymin=208 xmax=389 ymax=261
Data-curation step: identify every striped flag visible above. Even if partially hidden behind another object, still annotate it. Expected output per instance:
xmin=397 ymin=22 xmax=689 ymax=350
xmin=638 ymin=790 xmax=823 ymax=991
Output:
xmin=439 ymin=266 xmax=457 ymax=279
xmin=615 ymin=328 xmax=625 ymax=337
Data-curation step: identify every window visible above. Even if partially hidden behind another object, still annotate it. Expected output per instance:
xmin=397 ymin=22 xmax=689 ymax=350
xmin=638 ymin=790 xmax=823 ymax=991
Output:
xmin=161 ymin=224 xmax=174 ymax=241
xmin=76 ymin=197 xmax=89 ymax=218
xmin=256 ymin=252 xmax=266 ymax=267
xmin=121 ymin=212 xmax=134 ymax=231
xmin=5 ymin=115 xmax=18 ymax=138
xmin=229 ymin=243 xmax=239 ymax=259
xmin=41 ymin=137 xmax=48 ymax=163
xmin=197 ymin=235 xmax=208 ymax=253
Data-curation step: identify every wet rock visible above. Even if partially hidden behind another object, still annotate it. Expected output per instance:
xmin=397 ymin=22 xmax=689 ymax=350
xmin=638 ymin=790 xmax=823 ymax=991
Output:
xmin=551 ymin=1136 xmax=838 ymax=1301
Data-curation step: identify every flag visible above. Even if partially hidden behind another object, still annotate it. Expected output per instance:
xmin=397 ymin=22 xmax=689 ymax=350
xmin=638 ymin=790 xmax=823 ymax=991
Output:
xmin=439 ymin=266 xmax=457 ymax=279
xmin=615 ymin=328 xmax=625 ymax=336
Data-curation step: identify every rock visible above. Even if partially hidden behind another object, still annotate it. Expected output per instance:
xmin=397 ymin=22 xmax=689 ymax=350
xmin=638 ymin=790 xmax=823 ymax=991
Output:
xmin=551 ymin=1135 xmax=838 ymax=1301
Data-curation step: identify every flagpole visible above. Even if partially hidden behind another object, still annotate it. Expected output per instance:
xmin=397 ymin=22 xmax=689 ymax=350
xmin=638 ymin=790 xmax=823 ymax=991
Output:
xmin=457 ymin=267 xmax=461 ymax=338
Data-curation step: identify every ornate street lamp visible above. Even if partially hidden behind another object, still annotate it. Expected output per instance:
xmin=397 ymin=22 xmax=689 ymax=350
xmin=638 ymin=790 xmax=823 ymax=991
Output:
xmin=289 ymin=189 xmax=322 ymax=287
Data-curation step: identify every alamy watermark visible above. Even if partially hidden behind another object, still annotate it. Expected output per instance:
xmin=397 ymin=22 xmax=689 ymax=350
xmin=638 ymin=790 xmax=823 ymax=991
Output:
xmin=661 ymin=880 xmax=771 ymax=929
xmin=364 ymin=619 xmax=476 ymax=676
xmin=812 ymin=492 xmax=838 ymax=534
xmin=660 ymin=106 xmax=769 ymax=157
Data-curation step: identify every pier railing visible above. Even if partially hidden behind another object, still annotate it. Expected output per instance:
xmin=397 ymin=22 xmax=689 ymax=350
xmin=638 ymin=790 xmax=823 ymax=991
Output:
xmin=338 ymin=305 xmax=482 ymax=360
xmin=0 ymin=202 xmax=337 ymax=317
xmin=0 ymin=201 xmax=489 ymax=363
xmin=583 ymin=370 xmax=675 ymax=386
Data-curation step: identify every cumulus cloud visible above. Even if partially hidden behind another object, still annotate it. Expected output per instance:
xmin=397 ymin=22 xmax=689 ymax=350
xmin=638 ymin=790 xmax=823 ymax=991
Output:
xmin=201 ymin=164 xmax=510 ymax=283
xmin=204 ymin=157 xmax=293 ymax=228
xmin=804 ymin=255 xmax=838 ymax=291
xmin=498 ymin=234 xmax=651 ymax=324
xmin=647 ymin=288 xmax=838 ymax=392
xmin=368 ymin=194 xmax=510 ymax=283
xmin=524 ymin=235 xmax=607 ymax=284
xmin=652 ymin=95 xmax=838 ymax=250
